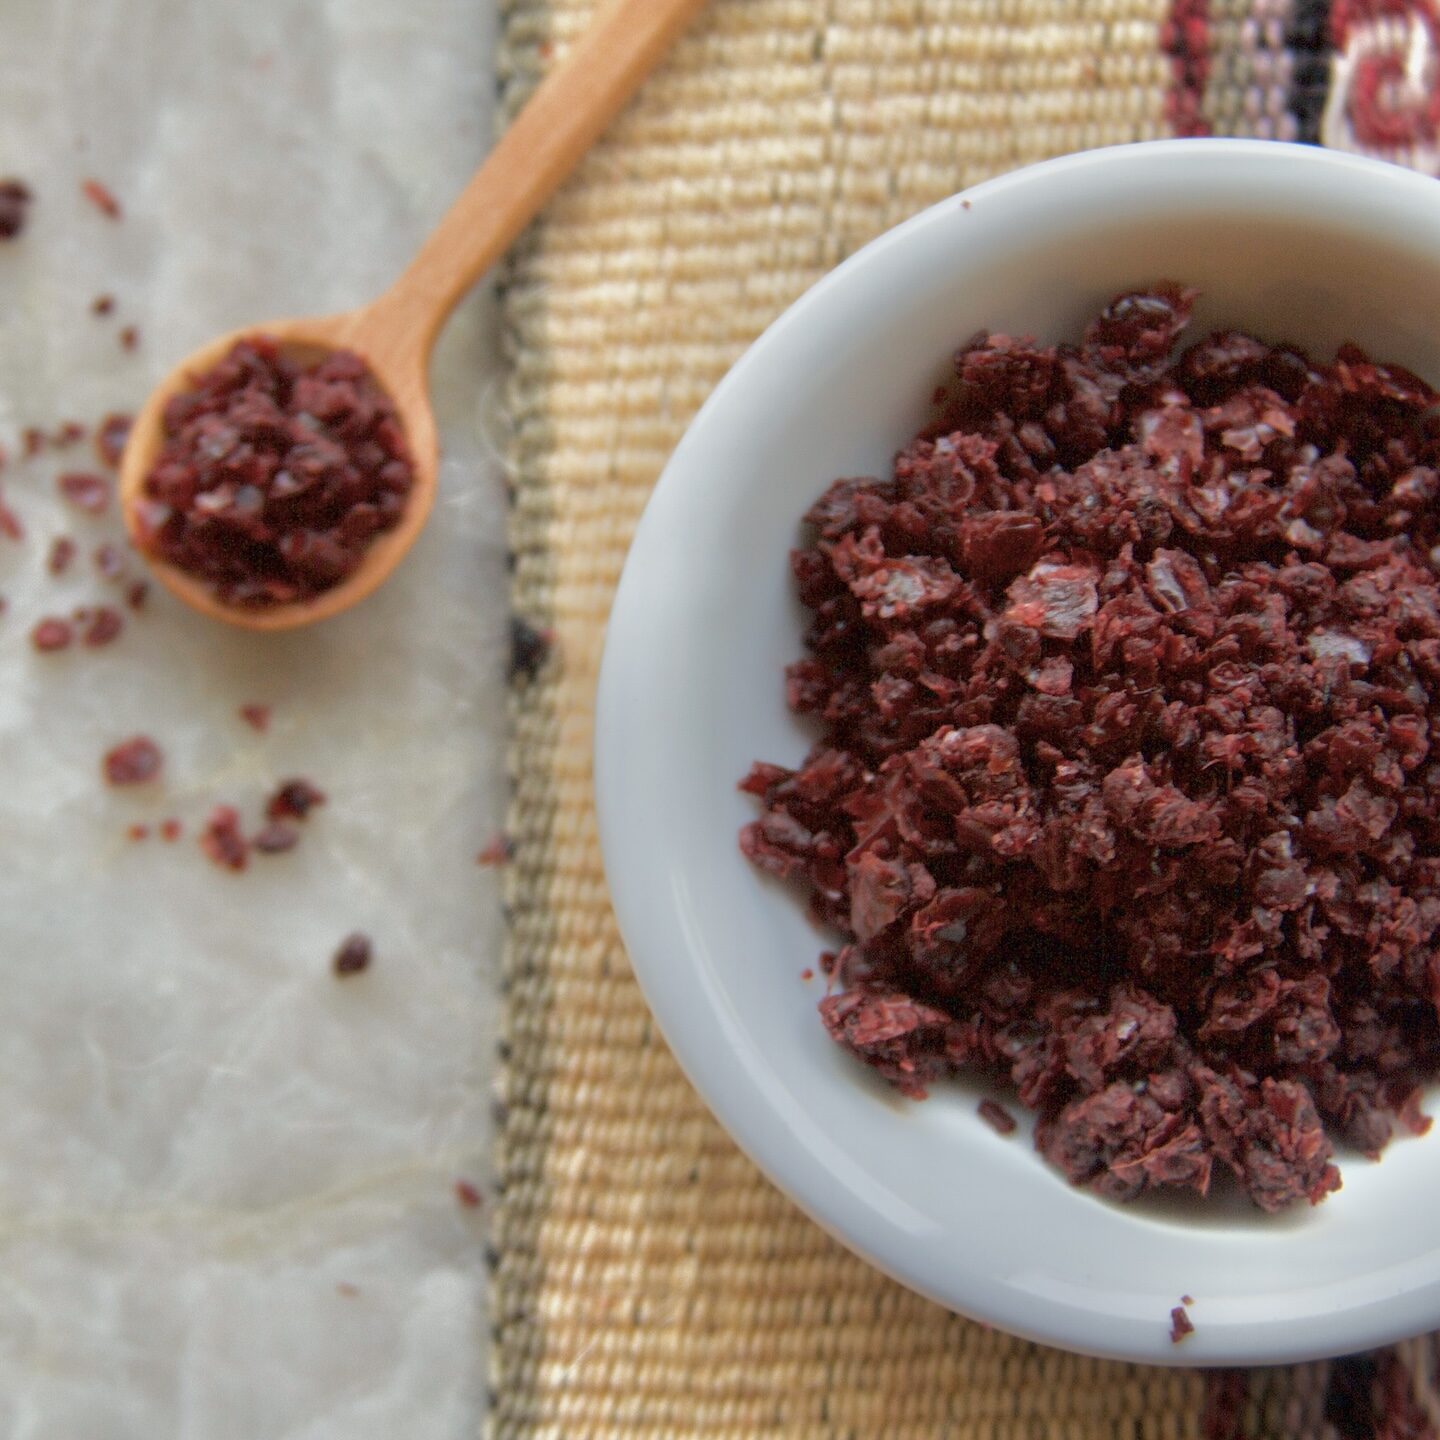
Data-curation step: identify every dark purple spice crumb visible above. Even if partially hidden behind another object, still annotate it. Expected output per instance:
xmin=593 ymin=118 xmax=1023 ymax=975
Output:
xmin=47 ymin=536 xmax=76 ymax=575
xmin=31 ymin=617 xmax=72 ymax=652
xmin=333 ymin=933 xmax=371 ymax=977
xmin=0 ymin=179 xmax=32 ymax=239
xmin=94 ymin=413 xmax=132 ymax=469
xmin=267 ymin=778 xmax=326 ymax=822
xmin=199 ymin=805 xmax=248 ymax=871
xmin=81 ymin=606 xmax=123 ymax=647
xmin=94 ymin=542 xmax=125 ymax=580
xmin=91 ymin=294 xmax=115 ymax=317
xmin=57 ymin=471 xmax=109 ymax=514
xmin=978 ymin=1099 xmax=1019 ymax=1136
xmin=251 ymin=820 xmax=299 ymax=855
xmin=1170 ymin=1305 xmax=1195 ymax=1343
xmin=104 ymin=735 xmax=162 ymax=785
xmin=125 ymin=580 xmax=148 ymax=610
xmin=510 ymin=616 xmax=554 ymax=682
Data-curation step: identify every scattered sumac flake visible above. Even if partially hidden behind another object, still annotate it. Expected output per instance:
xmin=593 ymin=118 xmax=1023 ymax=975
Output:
xmin=57 ymin=471 xmax=109 ymax=514
xmin=510 ymin=616 xmax=554 ymax=681
xmin=266 ymin=778 xmax=326 ymax=822
xmin=81 ymin=177 xmax=121 ymax=219
xmin=52 ymin=421 xmax=85 ymax=448
xmin=251 ymin=820 xmax=299 ymax=855
xmin=743 ymin=285 xmax=1440 ymax=1214
xmin=800 ymin=967 xmax=815 ymax=981
xmin=47 ymin=536 xmax=76 ymax=575
xmin=159 ymin=817 xmax=182 ymax=842
xmin=1181 ymin=1294 xmax=1195 ymax=1306
xmin=125 ymin=580 xmax=148 ymax=610
xmin=1170 ymin=1306 xmax=1195 ymax=1344
xmin=455 ymin=1179 xmax=483 ymax=1210
xmin=336 ymin=1281 xmax=360 ymax=1298
xmin=118 ymin=325 xmax=139 ymax=352
xmin=978 ymin=1100 xmax=1018 ymax=1136
xmin=103 ymin=735 xmax=162 ymax=785
xmin=94 ymin=413 xmax=132 ymax=469
xmin=91 ymin=294 xmax=115 ymax=316
xmin=31 ymin=617 xmax=72 ymax=652
xmin=81 ymin=606 xmax=123 ymax=647
xmin=94 ymin=542 xmax=125 ymax=580
xmin=238 ymin=703 xmax=271 ymax=732
xmin=476 ymin=832 xmax=514 ymax=867
xmin=134 ymin=337 xmax=414 ymax=608
xmin=0 ymin=178 xmax=32 ymax=239
xmin=0 ymin=488 xmax=23 ymax=541
xmin=199 ymin=805 xmax=248 ymax=871
xmin=21 ymin=427 xmax=44 ymax=459
xmin=333 ymin=932 xmax=371 ymax=977
xmin=126 ymin=823 xmax=149 ymax=842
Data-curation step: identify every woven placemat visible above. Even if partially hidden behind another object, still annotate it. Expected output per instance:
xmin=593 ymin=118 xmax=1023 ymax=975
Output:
xmin=489 ymin=1 xmax=1440 ymax=1435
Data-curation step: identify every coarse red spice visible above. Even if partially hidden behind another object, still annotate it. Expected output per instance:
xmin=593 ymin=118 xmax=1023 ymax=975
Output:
xmin=119 ymin=325 xmax=138 ymax=353
xmin=134 ymin=337 xmax=414 ymax=607
xmin=94 ymin=542 xmax=125 ymax=580
xmin=31 ymin=617 xmax=72 ymax=652
xmin=81 ymin=178 xmax=121 ymax=220
xmin=199 ymin=805 xmax=247 ymax=871
xmin=127 ymin=823 xmax=150 ymax=842
xmin=1170 ymin=1305 xmax=1195 ymax=1343
xmin=476 ymin=832 xmax=514 ymax=867
xmin=47 ymin=536 xmax=76 ymax=575
xmin=743 ymin=286 xmax=1440 ymax=1212
xmin=455 ymin=1179 xmax=483 ymax=1209
xmin=125 ymin=580 xmax=148 ymax=610
xmin=0 ymin=487 xmax=24 ymax=541
xmin=267 ymin=778 xmax=326 ymax=822
xmin=21 ymin=427 xmax=44 ymax=459
xmin=333 ymin=932 xmax=372 ymax=976
xmin=978 ymin=1099 xmax=1019 ymax=1135
xmin=53 ymin=421 xmax=85 ymax=448
xmin=91 ymin=294 xmax=115 ymax=317
xmin=251 ymin=820 xmax=299 ymax=855
xmin=238 ymin=703 xmax=271 ymax=733
xmin=104 ymin=735 xmax=161 ymax=785
xmin=81 ymin=606 xmax=123 ymax=647
xmin=0 ymin=179 xmax=31 ymax=239
xmin=94 ymin=413 xmax=132 ymax=469
xmin=57 ymin=471 xmax=109 ymax=514
xmin=159 ymin=818 xmax=182 ymax=842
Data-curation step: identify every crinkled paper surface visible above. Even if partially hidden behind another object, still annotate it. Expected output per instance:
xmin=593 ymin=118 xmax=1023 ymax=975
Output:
xmin=0 ymin=2 xmax=506 ymax=1435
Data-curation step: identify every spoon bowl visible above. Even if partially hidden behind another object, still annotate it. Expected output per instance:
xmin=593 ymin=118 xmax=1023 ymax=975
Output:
xmin=118 ymin=308 xmax=437 ymax=631
xmin=119 ymin=0 xmax=707 ymax=629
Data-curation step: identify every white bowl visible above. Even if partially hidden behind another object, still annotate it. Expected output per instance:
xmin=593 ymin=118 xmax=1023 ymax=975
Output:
xmin=595 ymin=139 xmax=1440 ymax=1366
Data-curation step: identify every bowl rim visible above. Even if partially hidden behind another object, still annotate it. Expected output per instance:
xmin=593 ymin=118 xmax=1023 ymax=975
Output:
xmin=595 ymin=137 xmax=1440 ymax=1366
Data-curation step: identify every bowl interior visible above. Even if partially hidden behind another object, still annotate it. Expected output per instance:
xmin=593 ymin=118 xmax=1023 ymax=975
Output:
xmin=596 ymin=141 xmax=1440 ymax=1365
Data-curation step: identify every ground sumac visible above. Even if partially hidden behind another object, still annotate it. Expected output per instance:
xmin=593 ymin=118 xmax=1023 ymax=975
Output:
xmin=134 ymin=337 xmax=413 ymax=607
xmin=742 ymin=286 xmax=1440 ymax=1212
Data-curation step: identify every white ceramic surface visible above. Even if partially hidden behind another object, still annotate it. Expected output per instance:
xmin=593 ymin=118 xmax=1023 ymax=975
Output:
xmin=596 ymin=139 xmax=1440 ymax=1367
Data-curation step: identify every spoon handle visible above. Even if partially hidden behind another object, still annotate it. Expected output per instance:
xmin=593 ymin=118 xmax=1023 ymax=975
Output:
xmin=367 ymin=0 xmax=708 ymax=359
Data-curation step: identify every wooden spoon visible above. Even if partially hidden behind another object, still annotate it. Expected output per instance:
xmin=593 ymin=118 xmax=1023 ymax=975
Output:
xmin=120 ymin=0 xmax=708 ymax=631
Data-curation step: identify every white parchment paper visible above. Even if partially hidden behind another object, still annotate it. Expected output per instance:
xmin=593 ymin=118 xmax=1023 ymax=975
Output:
xmin=0 ymin=2 xmax=506 ymax=1435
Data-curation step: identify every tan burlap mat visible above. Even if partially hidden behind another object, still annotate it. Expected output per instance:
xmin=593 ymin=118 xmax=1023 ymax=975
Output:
xmin=488 ymin=1 xmax=1421 ymax=1434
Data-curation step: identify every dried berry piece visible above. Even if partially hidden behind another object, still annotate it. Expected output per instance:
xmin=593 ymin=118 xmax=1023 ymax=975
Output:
xmin=57 ymin=471 xmax=109 ymax=514
xmin=978 ymin=1100 xmax=1018 ymax=1136
xmin=104 ymin=735 xmax=162 ymax=785
xmin=266 ymin=778 xmax=326 ymax=821
xmin=251 ymin=821 xmax=299 ymax=855
xmin=510 ymin=616 xmax=553 ymax=681
xmin=238 ymin=703 xmax=271 ymax=733
xmin=0 ymin=179 xmax=32 ymax=239
xmin=333 ymin=933 xmax=371 ymax=976
xmin=94 ymin=413 xmax=132 ymax=469
xmin=47 ymin=536 xmax=76 ymax=575
xmin=476 ymin=832 xmax=514 ymax=867
xmin=81 ymin=606 xmax=123 ymax=647
xmin=81 ymin=178 xmax=121 ymax=219
xmin=31 ymin=617 xmax=72 ymax=652
xmin=199 ymin=805 xmax=248 ymax=871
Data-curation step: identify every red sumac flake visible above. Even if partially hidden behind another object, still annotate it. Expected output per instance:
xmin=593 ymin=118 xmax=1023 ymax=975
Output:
xmin=743 ymin=286 xmax=1440 ymax=1213
xmin=266 ymin=778 xmax=326 ymax=822
xmin=31 ymin=617 xmax=72 ymax=652
xmin=91 ymin=294 xmax=115 ymax=316
xmin=104 ymin=735 xmax=162 ymax=785
xmin=251 ymin=820 xmax=299 ymax=855
xmin=159 ymin=818 xmax=182 ymax=842
xmin=199 ymin=805 xmax=247 ymax=871
xmin=125 ymin=580 xmax=148 ymax=610
xmin=94 ymin=413 xmax=132 ymax=469
xmin=238 ymin=703 xmax=271 ymax=732
xmin=118 ymin=325 xmax=139 ymax=352
xmin=1170 ymin=1306 xmax=1195 ymax=1344
xmin=0 ymin=487 xmax=23 ymax=541
xmin=134 ymin=337 xmax=414 ymax=608
xmin=978 ymin=1100 xmax=1018 ymax=1136
xmin=47 ymin=536 xmax=76 ymax=575
xmin=94 ymin=542 xmax=125 ymax=580
xmin=81 ymin=606 xmax=123 ymax=647
xmin=81 ymin=177 xmax=121 ymax=219
xmin=57 ymin=471 xmax=109 ymax=514
xmin=476 ymin=832 xmax=514 ymax=867
xmin=333 ymin=932 xmax=371 ymax=977
xmin=0 ymin=178 xmax=32 ymax=239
